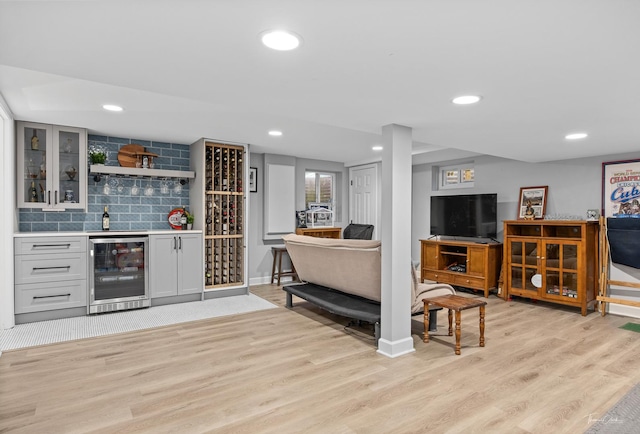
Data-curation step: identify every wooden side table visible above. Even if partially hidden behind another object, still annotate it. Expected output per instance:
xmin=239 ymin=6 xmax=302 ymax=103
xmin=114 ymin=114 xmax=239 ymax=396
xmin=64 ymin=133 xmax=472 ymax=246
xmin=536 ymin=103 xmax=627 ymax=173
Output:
xmin=423 ymin=294 xmax=487 ymax=355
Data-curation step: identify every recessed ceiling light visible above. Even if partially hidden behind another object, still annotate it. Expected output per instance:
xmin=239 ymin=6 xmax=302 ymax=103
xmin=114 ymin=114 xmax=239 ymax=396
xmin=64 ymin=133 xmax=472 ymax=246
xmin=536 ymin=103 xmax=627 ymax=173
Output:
xmin=452 ymin=95 xmax=482 ymax=105
xmin=565 ymin=133 xmax=588 ymax=140
xmin=102 ymin=104 xmax=123 ymax=112
xmin=261 ymin=30 xmax=301 ymax=51
xmin=372 ymin=145 xmax=383 ymax=151
xmin=268 ymin=130 xmax=283 ymax=136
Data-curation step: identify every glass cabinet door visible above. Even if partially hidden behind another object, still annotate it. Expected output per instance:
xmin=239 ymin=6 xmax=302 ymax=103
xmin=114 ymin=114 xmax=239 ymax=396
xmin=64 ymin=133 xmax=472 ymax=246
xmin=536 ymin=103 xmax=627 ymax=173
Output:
xmin=55 ymin=127 xmax=85 ymax=209
xmin=20 ymin=123 xmax=50 ymax=206
xmin=543 ymin=241 xmax=580 ymax=299
xmin=508 ymin=239 xmax=540 ymax=294
xmin=17 ymin=121 xmax=87 ymax=210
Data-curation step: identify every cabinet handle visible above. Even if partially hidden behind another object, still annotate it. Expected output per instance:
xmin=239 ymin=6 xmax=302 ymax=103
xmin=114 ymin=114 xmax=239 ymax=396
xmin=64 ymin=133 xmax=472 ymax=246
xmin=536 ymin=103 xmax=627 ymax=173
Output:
xmin=32 ymin=243 xmax=71 ymax=250
xmin=55 ymin=190 xmax=58 ymax=205
xmin=48 ymin=190 xmax=51 ymax=205
xmin=32 ymin=266 xmax=71 ymax=271
xmin=34 ymin=293 xmax=71 ymax=299
xmin=179 ymin=237 xmax=182 ymax=250
xmin=173 ymin=237 xmax=177 ymax=250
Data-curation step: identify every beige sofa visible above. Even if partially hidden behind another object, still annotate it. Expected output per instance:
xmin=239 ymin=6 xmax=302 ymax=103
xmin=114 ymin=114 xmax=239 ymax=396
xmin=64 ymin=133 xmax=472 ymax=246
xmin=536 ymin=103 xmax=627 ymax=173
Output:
xmin=282 ymin=234 xmax=455 ymax=343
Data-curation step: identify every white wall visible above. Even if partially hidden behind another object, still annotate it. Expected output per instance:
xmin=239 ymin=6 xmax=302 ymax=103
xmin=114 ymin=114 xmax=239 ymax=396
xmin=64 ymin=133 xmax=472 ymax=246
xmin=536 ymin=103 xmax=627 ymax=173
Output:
xmin=411 ymin=151 xmax=640 ymax=317
xmin=0 ymin=95 xmax=16 ymax=330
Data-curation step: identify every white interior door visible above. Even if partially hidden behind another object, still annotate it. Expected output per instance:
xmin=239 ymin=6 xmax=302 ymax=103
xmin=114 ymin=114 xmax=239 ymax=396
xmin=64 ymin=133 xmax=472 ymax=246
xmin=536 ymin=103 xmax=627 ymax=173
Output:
xmin=349 ymin=164 xmax=379 ymax=238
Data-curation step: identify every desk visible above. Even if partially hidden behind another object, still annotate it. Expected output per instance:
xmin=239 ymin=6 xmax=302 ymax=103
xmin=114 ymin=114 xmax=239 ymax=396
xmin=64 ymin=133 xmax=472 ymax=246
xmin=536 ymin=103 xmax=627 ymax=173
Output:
xmin=423 ymin=294 xmax=487 ymax=355
xmin=295 ymin=227 xmax=341 ymax=239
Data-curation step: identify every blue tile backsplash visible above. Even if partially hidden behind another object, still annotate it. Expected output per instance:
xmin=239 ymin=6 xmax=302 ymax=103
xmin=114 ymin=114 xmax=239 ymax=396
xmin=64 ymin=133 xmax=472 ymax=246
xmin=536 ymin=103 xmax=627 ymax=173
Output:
xmin=18 ymin=135 xmax=192 ymax=232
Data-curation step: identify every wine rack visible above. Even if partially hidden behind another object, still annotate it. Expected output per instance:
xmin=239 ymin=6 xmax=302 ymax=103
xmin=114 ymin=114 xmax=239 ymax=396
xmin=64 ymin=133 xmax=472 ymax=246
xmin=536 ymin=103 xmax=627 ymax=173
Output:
xmin=201 ymin=142 xmax=245 ymax=289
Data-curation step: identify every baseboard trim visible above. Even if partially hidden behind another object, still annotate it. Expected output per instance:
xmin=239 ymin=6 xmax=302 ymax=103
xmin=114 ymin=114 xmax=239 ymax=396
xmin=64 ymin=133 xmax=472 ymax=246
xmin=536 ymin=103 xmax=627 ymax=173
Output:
xmin=249 ymin=276 xmax=297 ymax=286
xmin=376 ymin=337 xmax=415 ymax=358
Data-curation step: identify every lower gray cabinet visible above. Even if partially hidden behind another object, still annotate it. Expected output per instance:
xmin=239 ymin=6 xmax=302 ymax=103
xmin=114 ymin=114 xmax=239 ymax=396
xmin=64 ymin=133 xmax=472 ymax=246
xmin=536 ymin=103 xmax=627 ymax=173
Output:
xmin=149 ymin=233 xmax=203 ymax=298
xmin=14 ymin=235 xmax=88 ymax=315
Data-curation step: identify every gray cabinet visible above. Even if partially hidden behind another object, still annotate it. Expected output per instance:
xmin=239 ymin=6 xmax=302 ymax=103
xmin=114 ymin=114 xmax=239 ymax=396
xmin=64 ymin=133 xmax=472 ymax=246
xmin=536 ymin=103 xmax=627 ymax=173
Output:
xmin=14 ymin=236 xmax=87 ymax=315
xmin=149 ymin=233 xmax=203 ymax=298
xmin=16 ymin=121 xmax=87 ymax=210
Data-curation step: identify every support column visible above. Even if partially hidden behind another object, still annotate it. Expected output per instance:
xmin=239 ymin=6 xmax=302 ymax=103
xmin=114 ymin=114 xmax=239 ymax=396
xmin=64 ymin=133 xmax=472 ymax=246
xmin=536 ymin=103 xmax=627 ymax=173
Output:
xmin=377 ymin=124 xmax=414 ymax=358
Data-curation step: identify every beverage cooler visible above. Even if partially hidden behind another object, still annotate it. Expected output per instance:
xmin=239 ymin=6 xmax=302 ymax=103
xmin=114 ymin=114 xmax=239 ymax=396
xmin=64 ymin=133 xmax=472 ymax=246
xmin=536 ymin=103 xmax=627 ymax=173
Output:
xmin=88 ymin=236 xmax=150 ymax=314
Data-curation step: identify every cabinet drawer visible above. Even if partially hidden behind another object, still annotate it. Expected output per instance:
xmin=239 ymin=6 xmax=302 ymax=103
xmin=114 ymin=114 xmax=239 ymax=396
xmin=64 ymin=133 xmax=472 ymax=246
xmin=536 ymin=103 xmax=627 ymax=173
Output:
xmin=15 ymin=237 xmax=86 ymax=255
xmin=15 ymin=280 xmax=87 ymax=314
xmin=423 ymin=270 xmax=456 ymax=285
xmin=454 ymin=274 xmax=485 ymax=289
xmin=15 ymin=252 xmax=86 ymax=284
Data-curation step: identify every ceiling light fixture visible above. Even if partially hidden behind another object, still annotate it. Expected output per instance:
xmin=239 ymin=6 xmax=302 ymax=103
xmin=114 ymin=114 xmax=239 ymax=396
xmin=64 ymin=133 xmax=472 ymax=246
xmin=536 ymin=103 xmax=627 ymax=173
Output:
xmin=268 ymin=130 xmax=283 ymax=136
xmin=565 ymin=133 xmax=588 ymax=140
xmin=372 ymin=145 xmax=383 ymax=151
xmin=261 ymin=30 xmax=301 ymax=51
xmin=452 ymin=95 xmax=481 ymax=105
xmin=102 ymin=104 xmax=123 ymax=112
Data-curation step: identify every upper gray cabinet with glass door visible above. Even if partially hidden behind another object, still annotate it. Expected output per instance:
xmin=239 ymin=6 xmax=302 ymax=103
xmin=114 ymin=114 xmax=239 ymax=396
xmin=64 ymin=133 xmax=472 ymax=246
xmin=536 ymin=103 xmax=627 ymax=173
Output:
xmin=17 ymin=121 xmax=87 ymax=211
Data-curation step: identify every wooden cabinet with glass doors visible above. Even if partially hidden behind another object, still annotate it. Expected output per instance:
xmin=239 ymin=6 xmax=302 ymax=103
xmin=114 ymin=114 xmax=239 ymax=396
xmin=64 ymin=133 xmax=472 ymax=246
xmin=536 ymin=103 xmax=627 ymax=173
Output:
xmin=503 ymin=220 xmax=599 ymax=315
xmin=190 ymin=139 xmax=247 ymax=291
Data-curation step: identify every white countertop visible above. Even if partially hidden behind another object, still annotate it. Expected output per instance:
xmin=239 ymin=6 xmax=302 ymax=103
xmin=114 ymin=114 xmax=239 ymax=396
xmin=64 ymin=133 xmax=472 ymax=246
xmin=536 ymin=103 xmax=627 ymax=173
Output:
xmin=14 ymin=229 xmax=203 ymax=237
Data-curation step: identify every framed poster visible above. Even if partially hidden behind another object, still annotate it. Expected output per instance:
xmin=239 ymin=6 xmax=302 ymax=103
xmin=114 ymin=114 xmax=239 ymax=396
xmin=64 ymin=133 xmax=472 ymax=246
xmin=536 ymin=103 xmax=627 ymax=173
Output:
xmin=517 ymin=186 xmax=548 ymax=219
xmin=602 ymin=159 xmax=640 ymax=218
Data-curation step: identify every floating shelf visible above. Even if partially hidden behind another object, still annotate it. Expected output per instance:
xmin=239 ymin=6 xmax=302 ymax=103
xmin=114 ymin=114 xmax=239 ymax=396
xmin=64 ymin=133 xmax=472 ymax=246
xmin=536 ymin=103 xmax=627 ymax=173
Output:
xmin=89 ymin=164 xmax=195 ymax=179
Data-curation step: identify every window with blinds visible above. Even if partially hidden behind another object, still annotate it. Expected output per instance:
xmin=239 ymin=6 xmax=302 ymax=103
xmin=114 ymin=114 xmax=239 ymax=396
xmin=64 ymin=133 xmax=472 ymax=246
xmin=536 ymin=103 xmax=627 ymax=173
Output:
xmin=305 ymin=171 xmax=335 ymax=208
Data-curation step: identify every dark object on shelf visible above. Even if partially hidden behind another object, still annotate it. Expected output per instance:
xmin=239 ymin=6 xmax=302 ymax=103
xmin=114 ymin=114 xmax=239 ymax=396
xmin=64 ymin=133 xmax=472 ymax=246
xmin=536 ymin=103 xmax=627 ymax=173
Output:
xmin=607 ymin=217 xmax=640 ymax=269
xmin=296 ymin=210 xmax=307 ymax=228
xmin=343 ymin=223 xmax=374 ymax=240
xmin=447 ymin=263 xmax=466 ymax=273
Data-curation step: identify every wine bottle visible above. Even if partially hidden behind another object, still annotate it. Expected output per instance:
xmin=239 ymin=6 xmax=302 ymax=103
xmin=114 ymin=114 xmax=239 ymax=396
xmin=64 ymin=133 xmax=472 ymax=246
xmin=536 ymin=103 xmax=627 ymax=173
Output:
xmin=29 ymin=181 xmax=38 ymax=202
xmin=180 ymin=208 xmax=188 ymax=230
xmin=30 ymin=129 xmax=39 ymax=150
xmin=102 ymin=206 xmax=110 ymax=231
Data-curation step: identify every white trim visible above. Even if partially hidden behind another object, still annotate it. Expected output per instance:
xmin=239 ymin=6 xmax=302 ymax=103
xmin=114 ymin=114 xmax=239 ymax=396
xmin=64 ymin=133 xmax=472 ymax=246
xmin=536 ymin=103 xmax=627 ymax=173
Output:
xmin=0 ymin=94 xmax=16 ymax=330
xmin=376 ymin=337 xmax=416 ymax=358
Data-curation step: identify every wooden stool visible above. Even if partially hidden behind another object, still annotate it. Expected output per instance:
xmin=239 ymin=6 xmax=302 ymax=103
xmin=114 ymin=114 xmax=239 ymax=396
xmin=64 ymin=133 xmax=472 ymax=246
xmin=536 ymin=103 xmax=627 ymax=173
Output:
xmin=423 ymin=294 xmax=487 ymax=355
xmin=271 ymin=246 xmax=298 ymax=286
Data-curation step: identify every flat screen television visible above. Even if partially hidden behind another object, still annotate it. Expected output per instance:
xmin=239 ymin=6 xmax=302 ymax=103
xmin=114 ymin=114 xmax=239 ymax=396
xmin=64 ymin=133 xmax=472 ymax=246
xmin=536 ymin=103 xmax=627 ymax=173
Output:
xmin=430 ymin=193 xmax=497 ymax=239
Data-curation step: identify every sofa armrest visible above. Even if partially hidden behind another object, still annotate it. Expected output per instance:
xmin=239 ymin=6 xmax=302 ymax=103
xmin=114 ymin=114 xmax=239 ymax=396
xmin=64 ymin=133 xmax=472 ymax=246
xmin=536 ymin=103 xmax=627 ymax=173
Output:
xmin=411 ymin=283 xmax=456 ymax=314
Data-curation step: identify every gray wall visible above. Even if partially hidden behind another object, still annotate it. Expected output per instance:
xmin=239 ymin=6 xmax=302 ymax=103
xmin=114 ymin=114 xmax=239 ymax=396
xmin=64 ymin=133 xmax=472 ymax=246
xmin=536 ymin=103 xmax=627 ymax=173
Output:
xmin=411 ymin=150 xmax=640 ymax=317
xmin=248 ymin=152 xmax=348 ymax=284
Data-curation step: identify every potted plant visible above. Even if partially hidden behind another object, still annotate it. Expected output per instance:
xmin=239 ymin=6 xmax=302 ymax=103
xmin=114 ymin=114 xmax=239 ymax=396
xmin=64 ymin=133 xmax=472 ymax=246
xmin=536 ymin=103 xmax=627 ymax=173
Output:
xmin=89 ymin=147 xmax=107 ymax=165
xmin=186 ymin=213 xmax=194 ymax=230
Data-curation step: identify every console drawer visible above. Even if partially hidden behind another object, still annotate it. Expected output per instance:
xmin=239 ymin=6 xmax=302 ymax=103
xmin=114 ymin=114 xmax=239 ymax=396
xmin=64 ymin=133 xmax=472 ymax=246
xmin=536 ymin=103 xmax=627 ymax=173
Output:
xmin=15 ymin=236 xmax=86 ymax=255
xmin=15 ymin=252 xmax=86 ymax=284
xmin=423 ymin=270 xmax=455 ymax=285
xmin=454 ymin=274 xmax=485 ymax=289
xmin=15 ymin=280 xmax=87 ymax=314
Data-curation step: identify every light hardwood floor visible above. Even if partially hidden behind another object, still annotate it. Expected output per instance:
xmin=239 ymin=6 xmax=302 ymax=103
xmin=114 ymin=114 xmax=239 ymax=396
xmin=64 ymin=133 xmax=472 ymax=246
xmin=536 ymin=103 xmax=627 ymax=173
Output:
xmin=1 ymin=285 xmax=640 ymax=433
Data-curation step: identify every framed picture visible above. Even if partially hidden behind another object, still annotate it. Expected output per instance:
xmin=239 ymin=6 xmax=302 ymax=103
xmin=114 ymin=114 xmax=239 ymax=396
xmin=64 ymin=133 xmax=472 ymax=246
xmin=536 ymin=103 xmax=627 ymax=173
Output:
xmin=602 ymin=159 xmax=640 ymax=218
xmin=249 ymin=167 xmax=258 ymax=193
xmin=517 ymin=186 xmax=548 ymax=219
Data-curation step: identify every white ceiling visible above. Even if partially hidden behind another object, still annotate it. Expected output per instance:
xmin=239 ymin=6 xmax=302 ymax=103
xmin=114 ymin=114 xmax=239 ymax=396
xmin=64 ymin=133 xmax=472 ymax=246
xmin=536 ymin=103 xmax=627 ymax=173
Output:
xmin=1 ymin=0 xmax=639 ymax=165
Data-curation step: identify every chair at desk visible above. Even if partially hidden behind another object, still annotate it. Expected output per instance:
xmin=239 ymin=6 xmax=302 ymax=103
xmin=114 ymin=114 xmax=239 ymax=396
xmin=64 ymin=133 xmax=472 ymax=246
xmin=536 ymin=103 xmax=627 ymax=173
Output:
xmin=343 ymin=223 xmax=374 ymax=240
